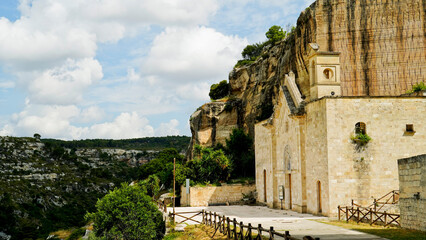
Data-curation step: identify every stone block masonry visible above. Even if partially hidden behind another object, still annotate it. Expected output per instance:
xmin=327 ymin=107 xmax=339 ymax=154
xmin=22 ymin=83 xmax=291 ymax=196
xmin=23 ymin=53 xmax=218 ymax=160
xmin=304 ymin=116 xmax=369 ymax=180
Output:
xmin=398 ymin=154 xmax=426 ymax=231
xmin=180 ymin=184 xmax=256 ymax=207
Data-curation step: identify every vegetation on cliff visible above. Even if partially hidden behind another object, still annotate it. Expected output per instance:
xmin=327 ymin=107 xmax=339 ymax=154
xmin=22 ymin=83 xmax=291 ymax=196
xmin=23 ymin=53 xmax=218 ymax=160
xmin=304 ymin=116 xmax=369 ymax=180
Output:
xmin=235 ymin=25 xmax=293 ymax=68
xmin=209 ymin=80 xmax=230 ymax=100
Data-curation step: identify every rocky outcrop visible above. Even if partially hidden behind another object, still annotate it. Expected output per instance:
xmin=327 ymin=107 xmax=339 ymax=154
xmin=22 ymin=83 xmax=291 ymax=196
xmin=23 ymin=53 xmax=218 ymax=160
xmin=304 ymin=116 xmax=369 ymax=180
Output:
xmin=189 ymin=0 xmax=426 ymax=155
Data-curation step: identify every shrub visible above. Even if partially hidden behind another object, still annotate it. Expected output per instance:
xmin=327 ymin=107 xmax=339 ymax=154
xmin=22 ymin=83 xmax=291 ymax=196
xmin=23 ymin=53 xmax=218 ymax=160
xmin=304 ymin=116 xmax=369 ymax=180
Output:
xmin=351 ymin=133 xmax=371 ymax=146
xmin=209 ymin=80 xmax=230 ymax=100
xmin=406 ymin=81 xmax=426 ymax=93
xmin=85 ymin=183 xmax=165 ymax=240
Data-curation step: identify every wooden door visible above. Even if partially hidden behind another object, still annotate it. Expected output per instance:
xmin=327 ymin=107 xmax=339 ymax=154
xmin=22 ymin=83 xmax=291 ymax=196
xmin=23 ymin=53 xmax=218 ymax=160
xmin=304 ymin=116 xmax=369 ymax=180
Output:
xmin=317 ymin=181 xmax=322 ymax=213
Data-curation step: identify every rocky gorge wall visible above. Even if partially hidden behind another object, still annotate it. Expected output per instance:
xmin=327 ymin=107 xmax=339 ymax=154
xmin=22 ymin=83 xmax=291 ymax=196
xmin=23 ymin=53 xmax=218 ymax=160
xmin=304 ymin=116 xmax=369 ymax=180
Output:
xmin=189 ymin=0 xmax=426 ymax=153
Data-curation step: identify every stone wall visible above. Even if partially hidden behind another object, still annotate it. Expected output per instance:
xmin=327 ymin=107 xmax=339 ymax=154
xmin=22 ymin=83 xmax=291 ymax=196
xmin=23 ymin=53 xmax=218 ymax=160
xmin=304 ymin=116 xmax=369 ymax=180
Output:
xmin=180 ymin=184 xmax=256 ymax=207
xmin=324 ymin=97 xmax=426 ymax=217
xmin=398 ymin=154 xmax=426 ymax=231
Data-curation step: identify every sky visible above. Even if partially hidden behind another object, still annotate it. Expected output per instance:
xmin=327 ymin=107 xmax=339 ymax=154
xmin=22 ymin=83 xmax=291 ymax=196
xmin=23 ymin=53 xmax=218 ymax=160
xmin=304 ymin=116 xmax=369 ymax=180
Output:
xmin=0 ymin=0 xmax=312 ymax=140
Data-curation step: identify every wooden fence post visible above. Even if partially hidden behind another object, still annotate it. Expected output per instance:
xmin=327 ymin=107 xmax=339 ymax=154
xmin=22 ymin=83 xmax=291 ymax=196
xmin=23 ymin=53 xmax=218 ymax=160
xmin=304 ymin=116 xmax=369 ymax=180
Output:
xmin=370 ymin=208 xmax=373 ymax=225
xmin=222 ymin=215 xmax=226 ymax=234
xmin=374 ymin=199 xmax=377 ymax=212
xmin=285 ymin=231 xmax=290 ymax=240
xmin=233 ymin=218 xmax=237 ymax=240
xmin=258 ymin=224 xmax=262 ymax=239
xmin=227 ymin=217 xmax=231 ymax=239
xmin=338 ymin=206 xmax=340 ymax=221
xmin=248 ymin=223 xmax=252 ymax=240
xmin=240 ymin=221 xmax=244 ymax=240
xmin=357 ymin=207 xmax=360 ymax=222
xmin=384 ymin=211 xmax=387 ymax=226
xmin=345 ymin=206 xmax=348 ymax=222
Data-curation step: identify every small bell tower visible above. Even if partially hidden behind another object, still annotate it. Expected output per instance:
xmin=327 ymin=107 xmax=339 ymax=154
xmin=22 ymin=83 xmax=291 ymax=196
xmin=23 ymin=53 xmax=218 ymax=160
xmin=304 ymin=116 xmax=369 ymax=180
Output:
xmin=308 ymin=43 xmax=341 ymax=100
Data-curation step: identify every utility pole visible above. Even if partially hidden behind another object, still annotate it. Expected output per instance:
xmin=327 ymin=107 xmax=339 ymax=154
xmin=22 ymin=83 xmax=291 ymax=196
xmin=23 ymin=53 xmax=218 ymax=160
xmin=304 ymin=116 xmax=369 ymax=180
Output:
xmin=173 ymin=157 xmax=176 ymax=224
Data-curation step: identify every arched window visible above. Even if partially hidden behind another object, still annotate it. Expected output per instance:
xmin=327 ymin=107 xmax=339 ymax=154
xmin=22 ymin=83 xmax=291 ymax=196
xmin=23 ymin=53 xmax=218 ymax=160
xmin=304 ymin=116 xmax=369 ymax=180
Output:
xmin=355 ymin=122 xmax=366 ymax=135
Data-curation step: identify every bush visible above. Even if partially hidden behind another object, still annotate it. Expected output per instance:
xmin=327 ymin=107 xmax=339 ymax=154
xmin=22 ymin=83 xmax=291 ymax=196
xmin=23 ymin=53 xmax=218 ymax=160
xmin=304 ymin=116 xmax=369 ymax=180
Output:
xmin=85 ymin=183 xmax=165 ymax=240
xmin=351 ymin=133 xmax=372 ymax=146
xmin=187 ymin=146 xmax=232 ymax=184
xmin=209 ymin=80 xmax=230 ymax=100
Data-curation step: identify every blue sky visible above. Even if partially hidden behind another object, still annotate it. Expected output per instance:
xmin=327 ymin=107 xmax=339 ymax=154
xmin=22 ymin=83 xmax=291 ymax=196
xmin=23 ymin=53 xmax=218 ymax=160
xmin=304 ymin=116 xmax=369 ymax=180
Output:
xmin=0 ymin=0 xmax=311 ymax=139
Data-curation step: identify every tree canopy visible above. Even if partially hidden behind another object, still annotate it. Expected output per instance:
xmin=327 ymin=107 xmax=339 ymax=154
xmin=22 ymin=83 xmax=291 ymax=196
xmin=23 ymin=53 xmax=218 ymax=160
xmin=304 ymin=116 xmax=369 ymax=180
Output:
xmin=265 ymin=25 xmax=286 ymax=43
xmin=86 ymin=183 xmax=165 ymax=240
xmin=225 ymin=128 xmax=255 ymax=178
xmin=209 ymin=80 xmax=230 ymax=100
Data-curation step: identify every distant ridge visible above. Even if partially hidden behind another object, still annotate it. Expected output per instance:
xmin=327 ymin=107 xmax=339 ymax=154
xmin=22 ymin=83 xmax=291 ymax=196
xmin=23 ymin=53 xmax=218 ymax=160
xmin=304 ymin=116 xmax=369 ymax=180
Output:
xmin=41 ymin=135 xmax=191 ymax=152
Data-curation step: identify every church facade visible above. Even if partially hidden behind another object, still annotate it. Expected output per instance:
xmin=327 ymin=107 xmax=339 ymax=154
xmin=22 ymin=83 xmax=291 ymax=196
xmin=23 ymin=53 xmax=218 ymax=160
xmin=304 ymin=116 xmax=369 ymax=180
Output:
xmin=254 ymin=49 xmax=426 ymax=217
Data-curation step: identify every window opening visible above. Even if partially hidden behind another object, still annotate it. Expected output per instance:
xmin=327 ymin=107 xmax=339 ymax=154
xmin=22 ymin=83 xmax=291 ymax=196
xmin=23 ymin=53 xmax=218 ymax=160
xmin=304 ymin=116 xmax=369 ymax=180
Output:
xmin=355 ymin=122 xmax=366 ymax=134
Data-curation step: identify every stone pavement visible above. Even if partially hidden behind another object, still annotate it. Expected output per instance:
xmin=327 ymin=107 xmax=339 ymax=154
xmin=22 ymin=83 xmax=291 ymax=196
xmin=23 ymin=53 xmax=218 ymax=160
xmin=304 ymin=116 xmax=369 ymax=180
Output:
xmin=168 ymin=205 xmax=388 ymax=240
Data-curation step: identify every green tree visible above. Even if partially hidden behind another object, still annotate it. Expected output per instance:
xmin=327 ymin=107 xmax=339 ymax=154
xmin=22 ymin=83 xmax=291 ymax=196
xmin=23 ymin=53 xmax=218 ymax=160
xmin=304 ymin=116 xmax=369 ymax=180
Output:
xmin=209 ymin=80 xmax=230 ymax=100
xmin=86 ymin=183 xmax=165 ymax=240
xmin=225 ymin=129 xmax=255 ymax=178
xmin=241 ymin=43 xmax=264 ymax=60
xmin=142 ymin=175 xmax=160 ymax=199
xmin=187 ymin=146 xmax=232 ymax=183
xmin=265 ymin=25 xmax=286 ymax=43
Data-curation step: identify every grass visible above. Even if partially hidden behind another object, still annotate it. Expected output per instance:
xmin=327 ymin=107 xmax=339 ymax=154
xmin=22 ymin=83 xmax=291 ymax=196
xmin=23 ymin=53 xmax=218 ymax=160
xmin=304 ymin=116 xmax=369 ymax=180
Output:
xmin=163 ymin=225 xmax=227 ymax=240
xmin=163 ymin=224 xmax=269 ymax=240
xmin=318 ymin=220 xmax=426 ymax=240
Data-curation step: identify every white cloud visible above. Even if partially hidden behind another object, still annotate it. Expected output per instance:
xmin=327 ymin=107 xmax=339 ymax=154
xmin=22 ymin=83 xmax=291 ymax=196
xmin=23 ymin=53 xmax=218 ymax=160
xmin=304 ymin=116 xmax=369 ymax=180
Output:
xmin=11 ymin=104 xmax=81 ymax=138
xmin=0 ymin=17 xmax=97 ymax=70
xmin=155 ymin=119 xmax=180 ymax=136
xmin=83 ymin=112 xmax=154 ymax=139
xmin=143 ymin=26 xmax=247 ymax=84
xmin=19 ymin=58 xmax=103 ymax=105
xmin=77 ymin=106 xmax=105 ymax=123
xmin=4 ymin=104 xmax=176 ymax=139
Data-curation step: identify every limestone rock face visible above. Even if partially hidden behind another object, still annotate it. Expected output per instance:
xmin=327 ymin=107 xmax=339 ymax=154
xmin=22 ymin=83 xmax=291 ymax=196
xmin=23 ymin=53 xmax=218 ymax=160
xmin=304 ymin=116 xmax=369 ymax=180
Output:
xmin=188 ymin=0 xmax=426 ymax=156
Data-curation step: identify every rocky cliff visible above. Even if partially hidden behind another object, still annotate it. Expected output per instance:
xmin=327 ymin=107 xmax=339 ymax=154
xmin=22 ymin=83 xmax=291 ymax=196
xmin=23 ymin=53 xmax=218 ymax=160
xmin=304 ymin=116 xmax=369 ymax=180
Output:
xmin=189 ymin=0 xmax=426 ymax=154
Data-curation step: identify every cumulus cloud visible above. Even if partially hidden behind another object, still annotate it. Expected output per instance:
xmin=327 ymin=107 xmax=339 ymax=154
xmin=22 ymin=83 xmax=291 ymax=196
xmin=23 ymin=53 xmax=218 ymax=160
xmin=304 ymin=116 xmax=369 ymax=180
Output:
xmin=143 ymin=26 xmax=247 ymax=84
xmin=19 ymin=58 xmax=103 ymax=105
xmin=155 ymin=119 xmax=180 ymax=136
xmin=4 ymin=103 xmax=180 ymax=139
xmin=83 ymin=112 xmax=155 ymax=139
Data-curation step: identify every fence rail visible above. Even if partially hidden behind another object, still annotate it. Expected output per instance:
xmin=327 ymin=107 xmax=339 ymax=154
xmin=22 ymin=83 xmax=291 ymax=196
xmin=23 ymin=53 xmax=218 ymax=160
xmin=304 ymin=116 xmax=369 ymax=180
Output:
xmin=168 ymin=209 xmax=320 ymax=240
xmin=338 ymin=205 xmax=400 ymax=227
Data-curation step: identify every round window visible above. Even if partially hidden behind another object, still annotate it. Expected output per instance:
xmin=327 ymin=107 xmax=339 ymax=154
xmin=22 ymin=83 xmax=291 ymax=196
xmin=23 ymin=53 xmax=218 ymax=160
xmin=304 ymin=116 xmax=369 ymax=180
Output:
xmin=323 ymin=68 xmax=333 ymax=80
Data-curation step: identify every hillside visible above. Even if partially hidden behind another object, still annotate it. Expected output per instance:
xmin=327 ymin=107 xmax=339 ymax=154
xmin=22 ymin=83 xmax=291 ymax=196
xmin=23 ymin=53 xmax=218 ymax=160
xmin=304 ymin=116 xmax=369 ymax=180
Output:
xmin=0 ymin=135 xmax=189 ymax=239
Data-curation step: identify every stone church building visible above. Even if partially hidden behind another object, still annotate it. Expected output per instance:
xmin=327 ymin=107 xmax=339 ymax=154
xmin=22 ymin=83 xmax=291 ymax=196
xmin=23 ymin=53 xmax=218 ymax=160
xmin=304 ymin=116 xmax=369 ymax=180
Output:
xmin=254 ymin=0 xmax=426 ymax=217
xmin=255 ymin=49 xmax=425 ymax=216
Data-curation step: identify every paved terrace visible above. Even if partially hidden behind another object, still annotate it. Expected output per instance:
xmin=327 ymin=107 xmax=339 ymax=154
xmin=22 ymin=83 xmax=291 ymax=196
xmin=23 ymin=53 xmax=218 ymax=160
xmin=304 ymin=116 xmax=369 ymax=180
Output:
xmin=168 ymin=206 xmax=387 ymax=240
